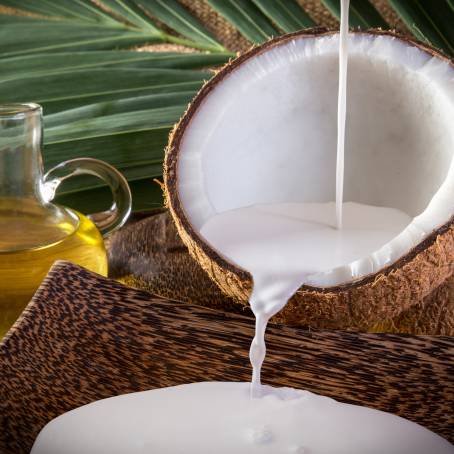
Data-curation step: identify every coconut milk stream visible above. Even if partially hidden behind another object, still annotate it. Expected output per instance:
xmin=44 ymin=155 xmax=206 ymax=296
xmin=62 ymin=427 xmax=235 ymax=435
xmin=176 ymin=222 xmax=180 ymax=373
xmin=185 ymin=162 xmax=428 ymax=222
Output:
xmin=201 ymin=0 xmax=376 ymax=395
xmin=200 ymin=203 xmax=411 ymax=394
xmin=201 ymin=0 xmax=410 ymax=396
xmin=336 ymin=0 xmax=350 ymax=229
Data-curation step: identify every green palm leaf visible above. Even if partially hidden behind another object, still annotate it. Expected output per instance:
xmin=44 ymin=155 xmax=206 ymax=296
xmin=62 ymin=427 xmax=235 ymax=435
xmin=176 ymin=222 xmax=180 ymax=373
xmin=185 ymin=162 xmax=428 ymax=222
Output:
xmin=45 ymin=128 xmax=170 ymax=173
xmin=389 ymin=0 xmax=454 ymax=55
xmin=95 ymin=0 xmax=161 ymax=30
xmin=0 ymin=0 xmax=116 ymax=23
xmin=0 ymin=18 xmax=162 ymax=57
xmin=57 ymin=177 xmax=164 ymax=212
xmin=252 ymin=0 xmax=315 ymax=32
xmin=0 ymin=0 xmax=227 ymax=55
xmin=0 ymin=67 xmax=208 ymax=113
xmin=43 ymin=91 xmax=194 ymax=127
xmin=45 ymin=105 xmax=185 ymax=143
xmin=207 ymin=0 xmax=279 ymax=43
xmin=0 ymin=51 xmax=229 ymax=81
xmin=0 ymin=0 xmax=453 ymax=213
xmin=138 ymin=0 xmax=226 ymax=51
xmin=321 ymin=0 xmax=388 ymax=29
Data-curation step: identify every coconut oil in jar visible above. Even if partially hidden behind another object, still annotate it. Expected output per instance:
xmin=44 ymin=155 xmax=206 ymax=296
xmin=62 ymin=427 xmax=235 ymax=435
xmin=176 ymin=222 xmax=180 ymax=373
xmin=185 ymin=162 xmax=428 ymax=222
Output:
xmin=0 ymin=198 xmax=107 ymax=337
xmin=0 ymin=103 xmax=131 ymax=337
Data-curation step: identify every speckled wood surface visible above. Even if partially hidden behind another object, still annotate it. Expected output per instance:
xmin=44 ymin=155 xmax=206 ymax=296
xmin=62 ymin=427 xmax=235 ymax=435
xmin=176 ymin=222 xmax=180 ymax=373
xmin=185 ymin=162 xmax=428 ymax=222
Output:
xmin=0 ymin=261 xmax=453 ymax=454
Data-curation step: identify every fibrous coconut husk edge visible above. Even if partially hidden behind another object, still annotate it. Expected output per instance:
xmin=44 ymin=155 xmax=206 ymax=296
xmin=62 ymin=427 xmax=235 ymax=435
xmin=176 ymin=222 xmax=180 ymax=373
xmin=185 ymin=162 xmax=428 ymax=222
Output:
xmin=107 ymin=210 xmax=453 ymax=334
xmin=164 ymin=29 xmax=454 ymax=331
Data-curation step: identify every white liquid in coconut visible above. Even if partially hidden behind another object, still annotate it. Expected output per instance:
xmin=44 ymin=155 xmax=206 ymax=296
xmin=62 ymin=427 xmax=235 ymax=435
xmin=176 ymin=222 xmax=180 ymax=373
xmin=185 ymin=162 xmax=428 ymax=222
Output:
xmin=30 ymin=1 xmax=454 ymax=452
xmin=251 ymin=0 xmax=350 ymax=393
xmin=200 ymin=0 xmax=405 ymax=395
xmin=200 ymin=202 xmax=412 ymax=393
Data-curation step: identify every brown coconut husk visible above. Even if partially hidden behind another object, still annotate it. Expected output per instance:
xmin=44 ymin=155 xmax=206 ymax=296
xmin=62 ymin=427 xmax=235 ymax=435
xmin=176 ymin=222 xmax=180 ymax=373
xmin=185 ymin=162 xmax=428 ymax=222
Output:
xmin=164 ymin=29 xmax=454 ymax=331
xmin=371 ymin=274 xmax=454 ymax=335
xmin=108 ymin=209 xmax=245 ymax=315
xmin=108 ymin=209 xmax=453 ymax=335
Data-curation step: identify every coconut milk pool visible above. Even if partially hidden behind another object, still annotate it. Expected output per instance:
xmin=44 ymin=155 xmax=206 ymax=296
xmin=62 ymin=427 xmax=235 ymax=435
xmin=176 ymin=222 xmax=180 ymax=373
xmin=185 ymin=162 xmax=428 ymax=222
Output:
xmin=32 ymin=382 xmax=453 ymax=454
xmin=30 ymin=0 xmax=454 ymax=452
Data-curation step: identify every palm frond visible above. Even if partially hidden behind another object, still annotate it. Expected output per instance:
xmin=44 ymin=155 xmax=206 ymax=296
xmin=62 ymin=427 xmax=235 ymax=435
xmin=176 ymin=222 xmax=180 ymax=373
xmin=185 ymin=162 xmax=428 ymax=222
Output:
xmin=57 ymin=177 xmax=165 ymax=212
xmin=1 ymin=0 xmax=116 ymax=23
xmin=321 ymin=0 xmax=388 ymax=29
xmin=138 ymin=0 xmax=225 ymax=51
xmin=389 ymin=0 xmax=454 ymax=55
xmin=0 ymin=67 xmax=208 ymax=113
xmin=251 ymin=0 xmax=316 ymax=33
xmin=206 ymin=0 xmax=279 ymax=43
xmin=0 ymin=51 xmax=229 ymax=81
xmin=0 ymin=17 xmax=162 ymax=57
xmin=0 ymin=1 xmax=228 ymax=54
xmin=0 ymin=0 xmax=453 ymax=213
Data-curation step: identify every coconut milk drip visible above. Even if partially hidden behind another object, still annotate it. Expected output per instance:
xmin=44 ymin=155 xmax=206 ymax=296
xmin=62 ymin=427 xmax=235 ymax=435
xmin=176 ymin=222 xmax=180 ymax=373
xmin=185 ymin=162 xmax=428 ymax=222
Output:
xmin=201 ymin=0 xmax=412 ymax=396
xmin=200 ymin=202 xmax=412 ymax=393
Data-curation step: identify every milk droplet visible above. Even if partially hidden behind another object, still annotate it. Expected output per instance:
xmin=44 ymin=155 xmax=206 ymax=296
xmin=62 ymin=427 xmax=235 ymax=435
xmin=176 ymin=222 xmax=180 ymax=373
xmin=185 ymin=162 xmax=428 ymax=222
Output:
xmin=289 ymin=446 xmax=307 ymax=454
xmin=248 ymin=426 xmax=273 ymax=445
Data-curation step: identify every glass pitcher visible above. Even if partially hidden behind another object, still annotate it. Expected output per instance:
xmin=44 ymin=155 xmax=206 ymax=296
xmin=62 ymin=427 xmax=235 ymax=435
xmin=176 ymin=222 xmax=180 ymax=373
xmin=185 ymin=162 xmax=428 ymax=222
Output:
xmin=0 ymin=103 xmax=132 ymax=337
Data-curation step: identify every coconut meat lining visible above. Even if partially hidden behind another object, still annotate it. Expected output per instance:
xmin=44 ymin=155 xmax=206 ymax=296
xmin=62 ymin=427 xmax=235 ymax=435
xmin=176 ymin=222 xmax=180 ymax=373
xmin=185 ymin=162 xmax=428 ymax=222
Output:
xmin=177 ymin=33 xmax=454 ymax=287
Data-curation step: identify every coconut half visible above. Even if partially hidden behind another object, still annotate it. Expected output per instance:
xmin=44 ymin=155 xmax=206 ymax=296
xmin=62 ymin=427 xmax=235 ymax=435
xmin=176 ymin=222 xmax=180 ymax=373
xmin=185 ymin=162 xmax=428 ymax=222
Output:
xmin=165 ymin=30 xmax=454 ymax=330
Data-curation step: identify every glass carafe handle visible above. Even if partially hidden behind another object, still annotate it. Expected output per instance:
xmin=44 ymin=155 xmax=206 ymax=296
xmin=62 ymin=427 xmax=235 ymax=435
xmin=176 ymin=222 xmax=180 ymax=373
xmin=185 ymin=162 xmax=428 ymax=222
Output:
xmin=42 ymin=158 xmax=132 ymax=236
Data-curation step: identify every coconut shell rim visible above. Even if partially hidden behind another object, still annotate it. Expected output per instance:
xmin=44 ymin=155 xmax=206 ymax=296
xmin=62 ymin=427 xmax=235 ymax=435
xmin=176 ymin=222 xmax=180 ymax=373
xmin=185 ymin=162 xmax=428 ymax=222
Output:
xmin=164 ymin=27 xmax=454 ymax=293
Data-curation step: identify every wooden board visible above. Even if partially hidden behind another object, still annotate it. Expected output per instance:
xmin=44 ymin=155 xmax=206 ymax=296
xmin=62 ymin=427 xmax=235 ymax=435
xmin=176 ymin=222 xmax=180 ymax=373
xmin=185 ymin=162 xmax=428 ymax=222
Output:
xmin=0 ymin=261 xmax=453 ymax=454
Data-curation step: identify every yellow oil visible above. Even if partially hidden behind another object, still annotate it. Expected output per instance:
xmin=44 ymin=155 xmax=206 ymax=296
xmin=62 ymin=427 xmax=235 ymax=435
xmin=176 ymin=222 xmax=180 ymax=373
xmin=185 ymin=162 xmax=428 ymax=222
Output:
xmin=0 ymin=201 xmax=107 ymax=338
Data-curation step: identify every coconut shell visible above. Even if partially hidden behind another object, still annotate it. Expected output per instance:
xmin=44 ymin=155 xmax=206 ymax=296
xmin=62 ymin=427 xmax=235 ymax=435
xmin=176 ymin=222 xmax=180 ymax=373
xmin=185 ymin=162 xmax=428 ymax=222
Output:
xmin=371 ymin=274 xmax=454 ymax=335
xmin=164 ymin=29 xmax=454 ymax=331
xmin=108 ymin=210 xmax=453 ymax=335
xmin=108 ymin=210 xmax=246 ymax=315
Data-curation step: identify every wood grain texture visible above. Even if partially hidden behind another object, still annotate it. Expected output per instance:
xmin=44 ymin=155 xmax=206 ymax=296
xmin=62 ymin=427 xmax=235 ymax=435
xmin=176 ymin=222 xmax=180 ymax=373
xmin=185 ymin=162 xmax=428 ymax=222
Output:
xmin=0 ymin=261 xmax=453 ymax=454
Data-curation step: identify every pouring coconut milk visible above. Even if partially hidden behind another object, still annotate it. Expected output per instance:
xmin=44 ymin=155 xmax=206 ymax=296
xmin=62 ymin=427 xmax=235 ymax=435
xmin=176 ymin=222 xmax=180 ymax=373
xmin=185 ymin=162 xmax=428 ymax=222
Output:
xmin=31 ymin=1 xmax=454 ymax=452
xmin=200 ymin=202 xmax=411 ymax=393
xmin=201 ymin=0 xmax=411 ymax=393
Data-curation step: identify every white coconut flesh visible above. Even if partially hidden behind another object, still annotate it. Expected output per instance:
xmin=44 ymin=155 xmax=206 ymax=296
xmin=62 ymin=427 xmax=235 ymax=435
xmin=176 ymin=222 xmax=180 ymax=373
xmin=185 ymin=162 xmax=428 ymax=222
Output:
xmin=177 ymin=33 xmax=454 ymax=287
